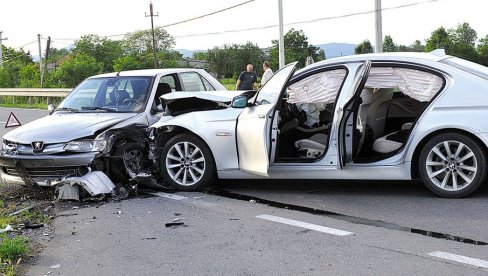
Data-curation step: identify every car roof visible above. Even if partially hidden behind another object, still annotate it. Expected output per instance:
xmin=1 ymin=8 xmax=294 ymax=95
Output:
xmin=301 ymin=51 xmax=451 ymax=73
xmin=89 ymin=68 xmax=210 ymax=78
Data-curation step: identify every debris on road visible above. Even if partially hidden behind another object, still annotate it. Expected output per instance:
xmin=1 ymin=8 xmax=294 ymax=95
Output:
xmin=249 ymin=199 xmax=257 ymax=204
xmin=0 ymin=224 xmax=13 ymax=233
xmin=165 ymin=222 xmax=186 ymax=228
xmin=49 ymin=264 xmax=61 ymax=269
xmin=23 ymin=222 xmax=44 ymax=229
xmin=9 ymin=204 xmax=37 ymax=216
xmin=57 ymin=171 xmax=116 ymax=201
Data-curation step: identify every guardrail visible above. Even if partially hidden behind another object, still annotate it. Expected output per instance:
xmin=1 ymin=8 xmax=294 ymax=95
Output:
xmin=0 ymin=88 xmax=72 ymax=106
xmin=0 ymin=88 xmax=72 ymax=97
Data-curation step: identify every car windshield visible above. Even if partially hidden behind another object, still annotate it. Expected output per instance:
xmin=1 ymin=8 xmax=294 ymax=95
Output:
xmin=57 ymin=76 xmax=153 ymax=112
xmin=441 ymin=57 xmax=488 ymax=80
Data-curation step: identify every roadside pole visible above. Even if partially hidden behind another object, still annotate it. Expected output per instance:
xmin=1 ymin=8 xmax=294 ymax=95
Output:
xmin=278 ymin=0 xmax=285 ymax=68
xmin=0 ymin=31 xmax=8 ymax=68
xmin=38 ymin=34 xmax=44 ymax=87
xmin=375 ymin=0 xmax=383 ymax=53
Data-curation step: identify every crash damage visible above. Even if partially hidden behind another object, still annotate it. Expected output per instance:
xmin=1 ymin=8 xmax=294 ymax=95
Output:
xmin=0 ymin=91 xmax=248 ymax=200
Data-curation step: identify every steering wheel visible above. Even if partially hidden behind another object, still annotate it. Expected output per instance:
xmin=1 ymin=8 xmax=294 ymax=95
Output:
xmin=122 ymin=99 xmax=137 ymax=105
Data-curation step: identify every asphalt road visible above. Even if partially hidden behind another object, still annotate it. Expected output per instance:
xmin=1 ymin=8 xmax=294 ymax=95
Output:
xmin=2 ymin=107 xmax=488 ymax=275
xmin=27 ymin=185 xmax=488 ymax=276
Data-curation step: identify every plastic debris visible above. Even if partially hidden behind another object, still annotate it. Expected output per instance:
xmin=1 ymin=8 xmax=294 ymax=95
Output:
xmin=50 ymin=264 xmax=61 ymax=269
xmin=249 ymin=199 xmax=256 ymax=204
xmin=0 ymin=224 xmax=13 ymax=233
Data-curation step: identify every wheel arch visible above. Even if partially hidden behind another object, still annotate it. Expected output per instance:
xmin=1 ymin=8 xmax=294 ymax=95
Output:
xmin=410 ymin=128 xmax=488 ymax=179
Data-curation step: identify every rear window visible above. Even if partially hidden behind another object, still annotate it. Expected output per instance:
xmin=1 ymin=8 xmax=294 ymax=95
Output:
xmin=441 ymin=57 xmax=488 ymax=80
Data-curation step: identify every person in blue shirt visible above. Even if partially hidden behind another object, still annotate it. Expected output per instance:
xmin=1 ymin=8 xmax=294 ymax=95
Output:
xmin=236 ymin=64 xmax=257 ymax=90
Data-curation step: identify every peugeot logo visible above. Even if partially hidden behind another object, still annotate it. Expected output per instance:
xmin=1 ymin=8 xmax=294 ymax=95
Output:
xmin=32 ymin=141 xmax=44 ymax=152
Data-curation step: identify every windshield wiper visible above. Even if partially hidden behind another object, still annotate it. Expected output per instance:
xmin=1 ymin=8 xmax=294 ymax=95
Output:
xmin=81 ymin=106 xmax=117 ymax=112
xmin=54 ymin=107 xmax=79 ymax=112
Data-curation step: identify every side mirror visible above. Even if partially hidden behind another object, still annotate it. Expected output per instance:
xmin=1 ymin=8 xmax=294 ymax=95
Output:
xmin=48 ymin=104 xmax=56 ymax=114
xmin=231 ymin=95 xmax=249 ymax=108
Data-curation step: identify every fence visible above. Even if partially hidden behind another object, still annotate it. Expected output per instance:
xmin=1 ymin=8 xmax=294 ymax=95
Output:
xmin=0 ymin=88 xmax=72 ymax=107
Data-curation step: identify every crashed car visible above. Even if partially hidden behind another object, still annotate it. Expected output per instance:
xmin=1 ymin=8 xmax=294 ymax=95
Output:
xmin=0 ymin=68 xmax=226 ymax=199
xmin=148 ymin=50 xmax=488 ymax=198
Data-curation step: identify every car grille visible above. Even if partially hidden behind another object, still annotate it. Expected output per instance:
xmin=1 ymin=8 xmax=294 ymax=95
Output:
xmin=3 ymin=166 xmax=80 ymax=178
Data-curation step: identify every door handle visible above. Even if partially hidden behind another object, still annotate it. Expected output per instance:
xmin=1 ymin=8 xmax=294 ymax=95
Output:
xmin=258 ymin=114 xmax=265 ymax=119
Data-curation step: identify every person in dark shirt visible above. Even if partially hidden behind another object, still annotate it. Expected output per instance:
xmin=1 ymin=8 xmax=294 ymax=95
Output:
xmin=236 ymin=64 xmax=257 ymax=90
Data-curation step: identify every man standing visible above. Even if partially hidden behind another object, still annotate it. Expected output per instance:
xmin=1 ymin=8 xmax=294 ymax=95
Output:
xmin=236 ymin=64 xmax=257 ymax=90
xmin=261 ymin=61 xmax=273 ymax=86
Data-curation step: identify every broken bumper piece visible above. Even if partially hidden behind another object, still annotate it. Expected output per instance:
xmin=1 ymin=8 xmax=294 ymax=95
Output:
xmin=57 ymin=171 xmax=115 ymax=200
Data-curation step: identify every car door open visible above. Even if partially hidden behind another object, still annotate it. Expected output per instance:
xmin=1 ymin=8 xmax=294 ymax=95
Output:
xmin=236 ymin=62 xmax=298 ymax=176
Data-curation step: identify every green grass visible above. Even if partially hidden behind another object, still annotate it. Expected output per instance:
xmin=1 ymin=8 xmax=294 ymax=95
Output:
xmin=0 ymin=96 xmax=62 ymax=110
xmin=0 ymin=236 xmax=29 ymax=262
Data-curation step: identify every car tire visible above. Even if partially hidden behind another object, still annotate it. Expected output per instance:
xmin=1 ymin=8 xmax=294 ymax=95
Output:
xmin=160 ymin=133 xmax=216 ymax=191
xmin=418 ymin=133 xmax=487 ymax=198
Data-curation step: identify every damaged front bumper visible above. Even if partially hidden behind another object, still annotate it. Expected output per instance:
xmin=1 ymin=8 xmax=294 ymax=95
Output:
xmin=0 ymin=151 xmax=97 ymax=187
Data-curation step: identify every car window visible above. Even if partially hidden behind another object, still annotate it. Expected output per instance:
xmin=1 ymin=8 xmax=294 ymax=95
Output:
xmin=201 ymin=77 xmax=216 ymax=91
xmin=255 ymin=63 xmax=296 ymax=106
xmin=58 ymin=76 xmax=152 ymax=112
xmin=179 ymin=72 xmax=207 ymax=91
xmin=159 ymin=75 xmax=177 ymax=91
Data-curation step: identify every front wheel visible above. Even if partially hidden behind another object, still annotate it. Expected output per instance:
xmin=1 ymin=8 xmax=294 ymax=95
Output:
xmin=418 ymin=133 xmax=487 ymax=198
xmin=160 ymin=133 xmax=216 ymax=191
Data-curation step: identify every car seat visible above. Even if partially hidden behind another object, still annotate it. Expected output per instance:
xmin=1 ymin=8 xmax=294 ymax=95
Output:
xmin=109 ymin=89 xmax=130 ymax=105
xmin=295 ymin=133 xmax=328 ymax=158
xmin=155 ymin=83 xmax=172 ymax=104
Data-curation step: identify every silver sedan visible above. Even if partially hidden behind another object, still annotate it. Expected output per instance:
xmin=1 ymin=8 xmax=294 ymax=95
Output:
xmin=149 ymin=50 xmax=488 ymax=198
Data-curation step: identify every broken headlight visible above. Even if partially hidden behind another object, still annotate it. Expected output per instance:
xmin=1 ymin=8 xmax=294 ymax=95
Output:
xmin=64 ymin=139 xmax=106 ymax=152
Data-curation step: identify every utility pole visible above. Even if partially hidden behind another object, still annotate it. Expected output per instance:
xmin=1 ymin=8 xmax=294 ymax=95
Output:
xmin=44 ymin=36 xmax=51 ymax=77
xmin=0 ymin=31 xmax=8 ymax=68
xmin=375 ymin=0 xmax=383 ymax=53
xmin=278 ymin=0 xmax=285 ymax=68
xmin=38 ymin=34 xmax=44 ymax=87
xmin=146 ymin=1 xmax=159 ymax=69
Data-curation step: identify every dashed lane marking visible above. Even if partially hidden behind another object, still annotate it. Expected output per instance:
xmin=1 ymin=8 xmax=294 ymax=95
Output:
xmin=151 ymin=192 xmax=188 ymax=200
xmin=256 ymin=214 xmax=354 ymax=236
xmin=427 ymin=251 xmax=488 ymax=269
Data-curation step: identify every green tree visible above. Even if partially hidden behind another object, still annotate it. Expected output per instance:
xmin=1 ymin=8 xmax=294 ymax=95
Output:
xmin=355 ymin=40 xmax=374 ymax=54
xmin=192 ymin=51 xmax=208 ymax=60
xmin=0 ymin=45 xmax=33 ymax=87
xmin=477 ymin=35 xmax=488 ymax=66
xmin=19 ymin=64 xmax=40 ymax=88
xmin=448 ymin=23 xmax=479 ymax=62
xmin=207 ymin=45 xmax=236 ymax=79
xmin=383 ymin=35 xmax=398 ymax=52
xmin=51 ymin=53 xmax=103 ymax=87
xmin=74 ymin=35 xmax=124 ymax=72
xmin=269 ymin=29 xmax=324 ymax=70
xmin=425 ymin=27 xmax=452 ymax=52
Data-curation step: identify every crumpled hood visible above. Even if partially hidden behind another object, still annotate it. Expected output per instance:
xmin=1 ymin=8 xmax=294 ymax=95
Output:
xmin=4 ymin=112 xmax=137 ymax=144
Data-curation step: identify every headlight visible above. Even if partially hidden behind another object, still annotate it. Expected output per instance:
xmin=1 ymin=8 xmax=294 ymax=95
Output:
xmin=64 ymin=139 xmax=106 ymax=152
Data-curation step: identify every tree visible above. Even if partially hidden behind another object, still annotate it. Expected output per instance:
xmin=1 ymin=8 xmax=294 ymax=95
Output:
xmin=448 ymin=23 xmax=479 ymax=62
xmin=19 ymin=64 xmax=40 ymax=88
xmin=425 ymin=27 xmax=452 ymax=52
xmin=51 ymin=53 xmax=103 ymax=87
xmin=192 ymin=51 xmax=208 ymax=60
xmin=269 ymin=29 xmax=324 ymax=70
xmin=123 ymin=27 xmax=175 ymax=54
xmin=383 ymin=35 xmax=398 ymax=52
xmin=74 ymin=35 xmax=124 ymax=72
xmin=207 ymin=45 xmax=236 ymax=79
xmin=477 ymin=35 xmax=488 ymax=66
xmin=355 ymin=40 xmax=374 ymax=54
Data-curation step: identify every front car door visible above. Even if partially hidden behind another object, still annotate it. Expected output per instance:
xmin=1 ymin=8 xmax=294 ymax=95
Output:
xmin=236 ymin=62 xmax=298 ymax=176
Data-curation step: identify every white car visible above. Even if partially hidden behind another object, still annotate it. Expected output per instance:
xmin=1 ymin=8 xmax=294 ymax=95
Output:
xmin=148 ymin=51 xmax=488 ymax=198
xmin=0 ymin=68 xmax=225 ymax=198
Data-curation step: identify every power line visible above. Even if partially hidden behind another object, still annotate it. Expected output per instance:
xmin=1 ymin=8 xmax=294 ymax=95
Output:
xmin=162 ymin=0 xmax=255 ymax=28
xmin=173 ymin=0 xmax=442 ymax=38
xmin=54 ymin=0 xmax=442 ymax=43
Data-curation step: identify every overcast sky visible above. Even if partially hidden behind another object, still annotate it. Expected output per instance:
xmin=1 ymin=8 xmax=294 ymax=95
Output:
xmin=0 ymin=0 xmax=486 ymax=57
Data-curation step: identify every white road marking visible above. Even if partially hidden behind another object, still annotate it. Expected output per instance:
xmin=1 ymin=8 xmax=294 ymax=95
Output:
xmin=427 ymin=251 xmax=488 ymax=269
xmin=0 ymin=121 xmax=6 ymax=124
xmin=151 ymin=192 xmax=187 ymax=200
xmin=256 ymin=214 xmax=354 ymax=236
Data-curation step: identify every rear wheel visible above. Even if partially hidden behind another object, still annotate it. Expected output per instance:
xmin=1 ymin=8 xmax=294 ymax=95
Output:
xmin=418 ymin=133 xmax=487 ymax=198
xmin=160 ymin=133 xmax=216 ymax=191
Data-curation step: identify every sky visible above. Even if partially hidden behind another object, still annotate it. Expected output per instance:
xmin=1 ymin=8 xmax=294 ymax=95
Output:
xmin=0 ymin=0 xmax=486 ymax=59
